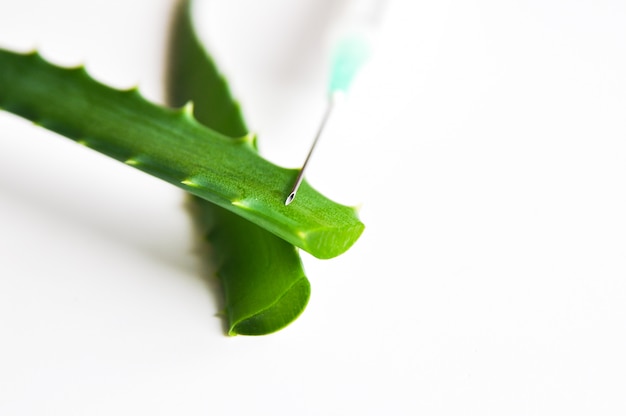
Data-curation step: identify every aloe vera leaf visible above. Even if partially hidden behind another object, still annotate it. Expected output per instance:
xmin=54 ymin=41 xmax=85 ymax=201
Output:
xmin=0 ymin=48 xmax=364 ymax=259
xmin=167 ymin=0 xmax=310 ymax=335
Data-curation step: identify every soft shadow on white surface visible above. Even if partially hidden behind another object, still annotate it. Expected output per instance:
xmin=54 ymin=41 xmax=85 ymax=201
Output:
xmin=1 ymin=0 xmax=626 ymax=415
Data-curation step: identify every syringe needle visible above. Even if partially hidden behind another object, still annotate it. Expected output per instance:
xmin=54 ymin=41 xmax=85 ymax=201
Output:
xmin=285 ymin=94 xmax=338 ymax=206
xmin=284 ymin=0 xmax=382 ymax=206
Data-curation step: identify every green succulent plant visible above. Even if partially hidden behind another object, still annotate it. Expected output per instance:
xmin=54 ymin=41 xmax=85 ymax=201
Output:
xmin=0 ymin=0 xmax=364 ymax=334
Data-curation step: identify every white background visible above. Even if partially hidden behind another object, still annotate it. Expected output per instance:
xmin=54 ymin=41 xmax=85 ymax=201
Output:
xmin=1 ymin=0 xmax=626 ymax=414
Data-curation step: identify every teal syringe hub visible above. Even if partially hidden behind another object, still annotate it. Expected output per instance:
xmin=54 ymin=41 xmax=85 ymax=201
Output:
xmin=328 ymin=33 xmax=371 ymax=94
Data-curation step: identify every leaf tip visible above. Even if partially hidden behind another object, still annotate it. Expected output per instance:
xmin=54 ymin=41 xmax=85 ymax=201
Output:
xmin=124 ymin=156 xmax=141 ymax=166
xmin=231 ymin=198 xmax=252 ymax=209
xmin=122 ymin=85 xmax=141 ymax=95
xmin=234 ymin=132 xmax=257 ymax=149
xmin=181 ymin=177 xmax=201 ymax=188
xmin=181 ymin=101 xmax=195 ymax=117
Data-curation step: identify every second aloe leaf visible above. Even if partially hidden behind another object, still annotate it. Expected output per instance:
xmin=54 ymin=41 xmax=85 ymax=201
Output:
xmin=167 ymin=0 xmax=310 ymax=335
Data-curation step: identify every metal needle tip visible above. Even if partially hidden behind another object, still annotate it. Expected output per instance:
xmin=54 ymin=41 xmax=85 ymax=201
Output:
xmin=285 ymin=169 xmax=305 ymax=205
xmin=284 ymin=94 xmax=339 ymax=206
xmin=285 ymin=192 xmax=296 ymax=206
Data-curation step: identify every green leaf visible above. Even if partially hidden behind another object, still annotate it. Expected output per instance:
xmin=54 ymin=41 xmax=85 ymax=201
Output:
xmin=0 ymin=48 xmax=364 ymax=259
xmin=167 ymin=0 xmax=310 ymax=335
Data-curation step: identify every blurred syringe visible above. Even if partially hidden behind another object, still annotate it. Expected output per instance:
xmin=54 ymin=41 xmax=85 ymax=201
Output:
xmin=284 ymin=0 xmax=384 ymax=206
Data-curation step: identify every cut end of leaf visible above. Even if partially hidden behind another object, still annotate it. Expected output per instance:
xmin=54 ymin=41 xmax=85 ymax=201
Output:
xmin=303 ymin=221 xmax=365 ymax=260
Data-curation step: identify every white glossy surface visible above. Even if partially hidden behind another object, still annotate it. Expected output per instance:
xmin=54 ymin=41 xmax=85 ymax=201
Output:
xmin=1 ymin=0 xmax=626 ymax=414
